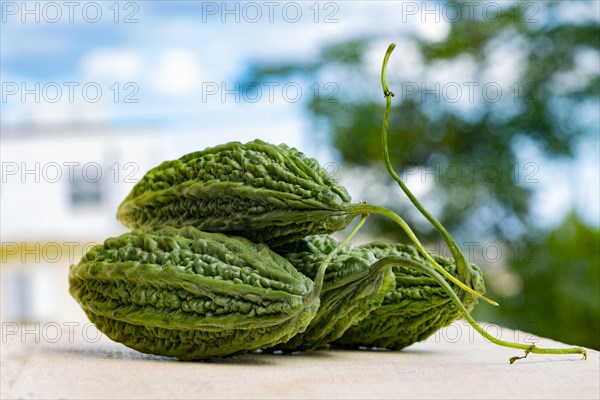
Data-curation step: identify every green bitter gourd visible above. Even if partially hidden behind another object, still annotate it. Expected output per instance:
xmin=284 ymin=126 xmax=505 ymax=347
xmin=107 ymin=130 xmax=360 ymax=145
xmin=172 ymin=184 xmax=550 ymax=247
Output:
xmin=69 ymin=225 xmax=321 ymax=360
xmin=117 ymin=140 xmax=355 ymax=246
xmin=271 ymin=235 xmax=395 ymax=351
xmin=335 ymin=242 xmax=484 ymax=350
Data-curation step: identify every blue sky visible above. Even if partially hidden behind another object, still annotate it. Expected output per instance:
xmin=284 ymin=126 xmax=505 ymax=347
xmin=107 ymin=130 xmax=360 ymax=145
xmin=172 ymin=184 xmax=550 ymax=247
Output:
xmin=1 ymin=2 xmax=417 ymax=152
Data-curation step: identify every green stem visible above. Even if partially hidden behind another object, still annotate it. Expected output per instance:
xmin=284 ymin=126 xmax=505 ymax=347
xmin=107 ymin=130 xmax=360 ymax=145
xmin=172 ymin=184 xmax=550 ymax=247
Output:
xmin=380 ymin=43 xmax=492 ymax=305
xmin=347 ymin=203 xmax=497 ymax=306
xmin=381 ymin=255 xmax=587 ymax=363
xmin=311 ymin=213 xmax=369 ymax=299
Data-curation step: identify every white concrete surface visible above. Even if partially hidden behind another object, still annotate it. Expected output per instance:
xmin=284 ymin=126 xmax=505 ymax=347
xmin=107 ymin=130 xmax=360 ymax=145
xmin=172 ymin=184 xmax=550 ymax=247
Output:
xmin=2 ymin=322 xmax=598 ymax=399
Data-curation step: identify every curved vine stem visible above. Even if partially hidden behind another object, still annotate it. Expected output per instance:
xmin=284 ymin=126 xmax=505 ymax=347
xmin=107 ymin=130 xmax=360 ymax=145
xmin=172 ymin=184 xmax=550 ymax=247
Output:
xmin=380 ymin=43 xmax=497 ymax=306
xmin=377 ymin=255 xmax=587 ymax=363
xmin=347 ymin=203 xmax=497 ymax=306
xmin=311 ymin=213 xmax=369 ymax=300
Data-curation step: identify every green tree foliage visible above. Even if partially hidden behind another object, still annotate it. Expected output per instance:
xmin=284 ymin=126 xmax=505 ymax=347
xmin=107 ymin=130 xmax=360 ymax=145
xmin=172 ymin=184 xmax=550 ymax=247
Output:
xmin=243 ymin=1 xmax=598 ymax=242
xmin=473 ymin=213 xmax=600 ymax=350
xmin=242 ymin=1 xmax=599 ymax=348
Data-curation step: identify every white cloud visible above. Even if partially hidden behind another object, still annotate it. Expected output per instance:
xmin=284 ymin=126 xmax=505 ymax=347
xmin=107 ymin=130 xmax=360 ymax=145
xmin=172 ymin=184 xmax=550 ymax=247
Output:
xmin=151 ymin=49 xmax=202 ymax=95
xmin=82 ymin=49 xmax=141 ymax=80
xmin=556 ymin=1 xmax=600 ymax=25
xmin=575 ymin=47 xmax=600 ymax=76
xmin=414 ymin=15 xmax=451 ymax=43
xmin=483 ymin=31 xmax=528 ymax=86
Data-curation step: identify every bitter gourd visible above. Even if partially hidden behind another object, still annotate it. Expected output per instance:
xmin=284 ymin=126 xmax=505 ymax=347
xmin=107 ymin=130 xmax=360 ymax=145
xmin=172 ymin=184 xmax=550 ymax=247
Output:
xmin=328 ymin=43 xmax=585 ymax=361
xmin=69 ymin=226 xmax=321 ymax=360
xmin=335 ymin=242 xmax=484 ymax=350
xmin=271 ymin=235 xmax=395 ymax=351
xmin=117 ymin=140 xmax=356 ymax=246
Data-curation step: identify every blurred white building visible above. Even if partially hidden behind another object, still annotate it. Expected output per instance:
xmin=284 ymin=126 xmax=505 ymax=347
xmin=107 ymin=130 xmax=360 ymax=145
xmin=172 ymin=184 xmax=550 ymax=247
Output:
xmin=1 ymin=122 xmax=164 ymax=323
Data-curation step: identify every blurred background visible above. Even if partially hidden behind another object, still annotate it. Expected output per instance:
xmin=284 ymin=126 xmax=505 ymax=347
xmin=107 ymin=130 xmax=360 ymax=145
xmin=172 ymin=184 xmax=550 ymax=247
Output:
xmin=1 ymin=1 xmax=598 ymax=350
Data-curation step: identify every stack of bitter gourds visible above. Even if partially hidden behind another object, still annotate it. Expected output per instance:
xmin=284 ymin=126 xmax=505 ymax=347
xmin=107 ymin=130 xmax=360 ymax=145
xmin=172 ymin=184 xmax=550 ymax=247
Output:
xmin=69 ymin=138 xmax=488 ymax=359
xmin=69 ymin=45 xmax=586 ymax=362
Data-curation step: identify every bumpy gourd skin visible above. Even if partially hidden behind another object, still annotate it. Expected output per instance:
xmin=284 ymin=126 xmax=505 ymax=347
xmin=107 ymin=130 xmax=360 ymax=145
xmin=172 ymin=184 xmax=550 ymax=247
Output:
xmin=69 ymin=226 xmax=320 ymax=360
xmin=335 ymin=242 xmax=485 ymax=350
xmin=117 ymin=140 xmax=355 ymax=246
xmin=271 ymin=235 xmax=395 ymax=351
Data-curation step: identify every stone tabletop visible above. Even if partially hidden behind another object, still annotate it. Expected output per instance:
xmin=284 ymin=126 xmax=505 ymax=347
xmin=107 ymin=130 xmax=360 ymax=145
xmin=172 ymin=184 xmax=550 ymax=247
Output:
xmin=2 ymin=322 xmax=598 ymax=399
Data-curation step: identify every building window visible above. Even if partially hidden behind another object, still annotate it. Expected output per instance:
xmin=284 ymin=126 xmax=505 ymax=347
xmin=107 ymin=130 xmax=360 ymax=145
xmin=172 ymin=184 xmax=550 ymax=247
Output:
xmin=69 ymin=165 xmax=104 ymax=208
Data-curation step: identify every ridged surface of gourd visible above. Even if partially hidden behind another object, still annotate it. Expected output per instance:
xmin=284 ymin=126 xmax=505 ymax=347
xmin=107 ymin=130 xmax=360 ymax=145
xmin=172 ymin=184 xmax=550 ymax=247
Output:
xmin=335 ymin=242 xmax=485 ymax=350
xmin=117 ymin=140 xmax=355 ymax=246
xmin=271 ymin=235 xmax=395 ymax=351
xmin=69 ymin=226 xmax=319 ymax=360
